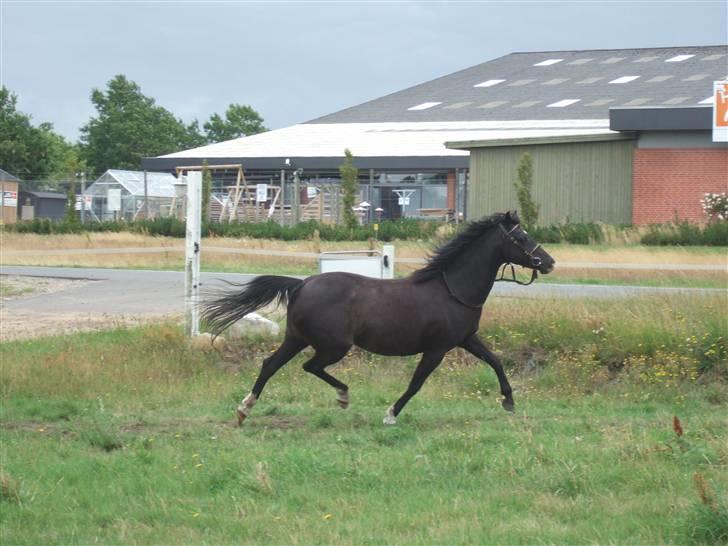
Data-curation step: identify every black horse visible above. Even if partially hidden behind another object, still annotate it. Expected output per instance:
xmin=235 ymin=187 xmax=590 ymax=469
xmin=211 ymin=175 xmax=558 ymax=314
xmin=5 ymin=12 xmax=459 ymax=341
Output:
xmin=202 ymin=211 xmax=555 ymax=426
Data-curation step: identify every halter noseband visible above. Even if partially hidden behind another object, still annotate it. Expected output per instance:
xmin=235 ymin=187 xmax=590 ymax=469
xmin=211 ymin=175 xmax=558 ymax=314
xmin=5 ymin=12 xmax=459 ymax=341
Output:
xmin=497 ymin=223 xmax=542 ymax=286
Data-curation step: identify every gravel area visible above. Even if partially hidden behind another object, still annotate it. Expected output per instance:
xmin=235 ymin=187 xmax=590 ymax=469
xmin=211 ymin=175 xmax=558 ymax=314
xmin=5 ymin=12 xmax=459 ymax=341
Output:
xmin=0 ymin=275 xmax=175 ymax=342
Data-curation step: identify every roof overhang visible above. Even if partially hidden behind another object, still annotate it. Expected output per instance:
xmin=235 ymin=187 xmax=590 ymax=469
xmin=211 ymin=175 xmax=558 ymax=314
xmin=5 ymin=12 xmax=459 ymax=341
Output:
xmin=446 ymin=131 xmax=632 ymax=150
xmin=609 ymin=106 xmax=713 ymax=131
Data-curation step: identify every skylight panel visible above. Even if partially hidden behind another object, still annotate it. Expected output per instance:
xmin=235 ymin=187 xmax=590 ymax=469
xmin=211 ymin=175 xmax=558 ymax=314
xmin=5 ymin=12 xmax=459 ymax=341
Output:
xmin=609 ymin=76 xmax=640 ymax=84
xmin=568 ymin=58 xmax=593 ymax=65
xmin=477 ymin=101 xmax=508 ymax=109
xmin=682 ymin=74 xmax=708 ymax=81
xmin=443 ymin=101 xmax=473 ymax=110
xmin=542 ymin=78 xmax=570 ymax=85
xmin=507 ymin=79 xmax=536 ymax=87
xmin=601 ymin=57 xmax=626 ymax=64
xmin=474 ymin=79 xmax=505 ymax=88
xmin=408 ymin=102 xmax=442 ymax=111
xmin=646 ymin=75 xmax=673 ymax=83
xmin=633 ymin=56 xmax=659 ymax=63
xmin=661 ymin=97 xmax=690 ymax=105
xmin=547 ymin=99 xmax=581 ymax=108
xmin=586 ymin=99 xmax=615 ymax=106
xmin=698 ymin=97 xmax=714 ymax=104
xmin=576 ymin=77 xmax=604 ymax=84
xmin=622 ymin=98 xmax=652 ymax=106
xmin=534 ymin=59 xmax=563 ymax=66
xmin=513 ymin=100 xmax=542 ymax=108
xmin=701 ymin=54 xmax=726 ymax=61
xmin=665 ymin=54 xmax=694 ymax=62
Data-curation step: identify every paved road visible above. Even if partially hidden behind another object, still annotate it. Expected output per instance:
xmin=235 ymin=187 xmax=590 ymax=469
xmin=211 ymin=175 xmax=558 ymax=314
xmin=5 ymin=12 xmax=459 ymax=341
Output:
xmin=1 ymin=265 xmax=724 ymax=317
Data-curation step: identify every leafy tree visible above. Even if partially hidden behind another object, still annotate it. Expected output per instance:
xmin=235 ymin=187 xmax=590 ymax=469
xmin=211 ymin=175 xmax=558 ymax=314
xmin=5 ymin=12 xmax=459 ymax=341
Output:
xmin=79 ymin=75 xmax=201 ymax=173
xmin=513 ymin=152 xmax=540 ymax=230
xmin=203 ymin=104 xmax=266 ymax=143
xmin=65 ymin=176 xmax=78 ymax=223
xmin=0 ymin=86 xmax=73 ymax=181
xmin=201 ymin=160 xmax=212 ymax=219
xmin=339 ymin=149 xmax=358 ymax=230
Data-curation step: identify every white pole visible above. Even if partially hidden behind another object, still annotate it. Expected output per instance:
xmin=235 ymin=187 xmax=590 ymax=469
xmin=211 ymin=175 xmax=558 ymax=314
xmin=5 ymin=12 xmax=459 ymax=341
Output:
xmin=185 ymin=171 xmax=202 ymax=337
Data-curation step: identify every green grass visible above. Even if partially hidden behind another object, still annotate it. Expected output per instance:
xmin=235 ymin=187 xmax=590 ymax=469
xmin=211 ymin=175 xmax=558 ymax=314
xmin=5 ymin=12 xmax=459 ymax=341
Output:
xmin=1 ymin=296 xmax=727 ymax=545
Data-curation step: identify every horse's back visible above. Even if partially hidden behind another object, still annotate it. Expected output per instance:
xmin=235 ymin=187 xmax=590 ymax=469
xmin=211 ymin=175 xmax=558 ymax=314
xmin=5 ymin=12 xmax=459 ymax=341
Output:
xmin=286 ymin=271 xmax=474 ymax=355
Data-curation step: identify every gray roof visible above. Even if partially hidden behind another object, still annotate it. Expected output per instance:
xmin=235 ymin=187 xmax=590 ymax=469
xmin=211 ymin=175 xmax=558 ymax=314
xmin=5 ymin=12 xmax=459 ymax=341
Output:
xmin=309 ymin=45 xmax=728 ymax=124
xmin=0 ymin=168 xmax=21 ymax=182
xmin=22 ymin=191 xmax=66 ymax=199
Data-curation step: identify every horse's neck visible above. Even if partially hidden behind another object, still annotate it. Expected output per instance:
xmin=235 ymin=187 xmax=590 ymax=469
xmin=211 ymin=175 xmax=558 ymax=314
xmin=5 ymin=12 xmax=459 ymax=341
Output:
xmin=443 ymin=234 xmax=503 ymax=306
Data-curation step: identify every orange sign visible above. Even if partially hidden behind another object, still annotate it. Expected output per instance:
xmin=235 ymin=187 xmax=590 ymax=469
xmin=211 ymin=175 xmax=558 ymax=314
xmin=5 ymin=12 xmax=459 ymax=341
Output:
xmin=716 ymin=82 xmax=728 ymax=127
xmin=714 ymin=81 xmax=728 ymax=142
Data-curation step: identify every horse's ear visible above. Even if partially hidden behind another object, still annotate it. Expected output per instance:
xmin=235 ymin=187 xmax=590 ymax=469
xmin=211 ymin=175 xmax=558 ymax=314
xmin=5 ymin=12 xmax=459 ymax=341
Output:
xmin=505 ymin=210 xmax=519 ymax=224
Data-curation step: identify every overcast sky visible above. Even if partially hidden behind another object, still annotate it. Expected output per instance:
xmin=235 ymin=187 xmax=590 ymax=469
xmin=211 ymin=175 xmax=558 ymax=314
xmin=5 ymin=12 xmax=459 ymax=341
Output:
xmin=2 ymin=1 xmax=727 ymax=141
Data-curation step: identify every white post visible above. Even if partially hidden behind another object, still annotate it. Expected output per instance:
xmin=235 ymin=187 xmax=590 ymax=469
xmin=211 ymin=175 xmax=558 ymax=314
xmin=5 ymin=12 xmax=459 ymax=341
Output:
xmin=382 ymin=244 xmax=395 ymax=279
xmin=185 ymin=171 xmax=202 ymax=337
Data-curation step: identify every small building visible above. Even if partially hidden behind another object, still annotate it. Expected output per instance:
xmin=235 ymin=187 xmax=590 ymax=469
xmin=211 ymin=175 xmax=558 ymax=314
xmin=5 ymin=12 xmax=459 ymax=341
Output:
xmin=447 ymin=105 xmax=727 ymax=225
xmin=84 ymin=169 xmax=178 ymax=221
xmin=1 ymin=168 xmax=20 ymax=225
xmin=18 ymin=191 xmax=67 ymax=221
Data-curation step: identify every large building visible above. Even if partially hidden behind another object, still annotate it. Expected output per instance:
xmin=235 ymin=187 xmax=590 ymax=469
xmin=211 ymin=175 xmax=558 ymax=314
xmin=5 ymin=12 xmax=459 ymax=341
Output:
xmin=144 ymin=45 xmax=728 ymax=224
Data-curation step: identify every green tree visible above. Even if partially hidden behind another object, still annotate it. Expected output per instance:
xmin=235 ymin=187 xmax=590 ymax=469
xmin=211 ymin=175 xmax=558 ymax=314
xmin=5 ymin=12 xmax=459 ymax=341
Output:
xmin=339 ymin=149 xmax=358 ymax=230
xmin=0 ymin=86 xmax=73 ymax=181
xmin=65 ymin=176 xmax=78 ymax=223
xmin=79 ymin=75 xmax=203 ymax=173
xmin=203 ymin=104 xmax=266 ymax=143
xmin=513 ymin=152 xmax=540 ymax=230
xmin=201 ymin=160 xmax=213 ymax=219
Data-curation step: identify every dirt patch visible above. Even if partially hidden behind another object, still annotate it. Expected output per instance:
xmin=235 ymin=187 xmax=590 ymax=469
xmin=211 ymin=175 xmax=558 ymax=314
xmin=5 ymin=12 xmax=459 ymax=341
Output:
xmin=1 ymin=274 xmax=91 ymax=301
xmin=0 ymin=275 xmax=178 ymax=342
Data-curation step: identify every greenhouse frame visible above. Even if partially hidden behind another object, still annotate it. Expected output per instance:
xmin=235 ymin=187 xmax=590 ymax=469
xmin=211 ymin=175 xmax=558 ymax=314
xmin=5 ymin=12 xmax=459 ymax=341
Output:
xmin=84 ymin=170 xmax=180 ymax=221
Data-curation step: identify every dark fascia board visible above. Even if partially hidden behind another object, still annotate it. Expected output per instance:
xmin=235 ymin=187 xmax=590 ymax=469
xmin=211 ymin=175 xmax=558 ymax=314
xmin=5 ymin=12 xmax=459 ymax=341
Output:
xmin=142 ymin=155 xmax=470 ymax=172
xmin=609 ymin=106 xmax=713 ymax=131
xmin=446 ymin=132 xmax=635 ymax=150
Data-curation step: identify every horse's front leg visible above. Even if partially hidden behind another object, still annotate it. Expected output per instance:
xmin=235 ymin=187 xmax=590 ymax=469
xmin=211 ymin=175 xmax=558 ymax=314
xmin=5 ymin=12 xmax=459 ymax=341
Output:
xmin=460 ymin=335 xmax=514 ymax=412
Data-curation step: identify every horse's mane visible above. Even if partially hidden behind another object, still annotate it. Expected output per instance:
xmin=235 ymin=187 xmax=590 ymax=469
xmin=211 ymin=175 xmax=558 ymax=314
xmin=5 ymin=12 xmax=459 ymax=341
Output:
xmin=410 ymin=212 xmax=507 ymax=283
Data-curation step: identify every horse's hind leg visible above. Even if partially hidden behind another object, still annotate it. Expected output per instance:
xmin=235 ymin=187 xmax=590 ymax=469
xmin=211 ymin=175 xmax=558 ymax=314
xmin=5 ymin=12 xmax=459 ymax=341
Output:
xmin=237 ymin=336 xmax=307 ymax=426
xmin=460 ymin=335 xmax=514 ymax=412
xmin=301 ymin=347 xmax=351 ymax=409
xmin=384 ymin=350 xmax=447 ymax=425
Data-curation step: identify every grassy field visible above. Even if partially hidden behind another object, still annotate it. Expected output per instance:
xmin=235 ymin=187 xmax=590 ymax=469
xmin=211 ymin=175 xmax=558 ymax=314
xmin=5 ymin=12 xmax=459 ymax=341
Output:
xmin=1 ymin=294 xmax=726 ymax=544
xmin=1 ymin=232 xmax=727 ymax=288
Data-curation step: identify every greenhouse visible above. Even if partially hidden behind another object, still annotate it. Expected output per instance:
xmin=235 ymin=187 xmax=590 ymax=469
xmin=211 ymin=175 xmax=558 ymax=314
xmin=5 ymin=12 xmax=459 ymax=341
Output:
xmin=84 ymin=170 xmax=180 ymax=221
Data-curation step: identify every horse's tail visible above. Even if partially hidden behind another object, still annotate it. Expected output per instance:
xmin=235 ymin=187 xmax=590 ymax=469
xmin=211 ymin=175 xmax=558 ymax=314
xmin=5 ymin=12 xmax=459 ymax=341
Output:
xmin=201 ymin=275 xmax=303 ymax=337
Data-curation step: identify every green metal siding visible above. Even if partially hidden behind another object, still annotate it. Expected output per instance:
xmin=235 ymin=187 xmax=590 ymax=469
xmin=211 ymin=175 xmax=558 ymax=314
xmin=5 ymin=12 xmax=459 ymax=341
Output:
xmin=467 ymin=140 xmax=634 ymax=224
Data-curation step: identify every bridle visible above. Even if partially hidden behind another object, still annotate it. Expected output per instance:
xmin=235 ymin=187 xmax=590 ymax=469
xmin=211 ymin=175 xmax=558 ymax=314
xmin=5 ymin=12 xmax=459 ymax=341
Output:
xmin=496 ymin=223 xmax=542 ymax=286
xmin=441 ymin=220 xmax=547 ymax=308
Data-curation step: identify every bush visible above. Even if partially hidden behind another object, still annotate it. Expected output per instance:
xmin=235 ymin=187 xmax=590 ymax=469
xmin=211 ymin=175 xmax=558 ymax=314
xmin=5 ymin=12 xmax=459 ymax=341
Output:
xmin=641 ymin=222 xmax=728 ymax=246
xmin=2 ymin=217 xmax=440 ymax=241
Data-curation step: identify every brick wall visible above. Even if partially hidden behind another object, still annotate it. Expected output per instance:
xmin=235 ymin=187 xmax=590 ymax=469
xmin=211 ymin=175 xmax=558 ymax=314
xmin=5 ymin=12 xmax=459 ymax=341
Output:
xmin=632 ymin=148 xmax=728 ymax=224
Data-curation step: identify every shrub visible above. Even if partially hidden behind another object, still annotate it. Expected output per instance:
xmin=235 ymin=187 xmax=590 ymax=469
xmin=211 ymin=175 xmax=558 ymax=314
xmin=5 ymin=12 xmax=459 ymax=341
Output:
xmin=641 ymin=222 xmax=728 ymax=246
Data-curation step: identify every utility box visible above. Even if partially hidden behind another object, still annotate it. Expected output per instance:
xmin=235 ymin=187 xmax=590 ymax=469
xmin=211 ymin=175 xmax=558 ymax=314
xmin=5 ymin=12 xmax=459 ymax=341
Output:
xmin=319 ymin=249 xmax=394 ymax=279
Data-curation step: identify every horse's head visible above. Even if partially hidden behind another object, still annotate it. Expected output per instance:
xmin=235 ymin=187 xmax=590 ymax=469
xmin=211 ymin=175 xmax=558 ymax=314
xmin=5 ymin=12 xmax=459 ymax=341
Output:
xmin=498 ymin=211 xmax=555 ymax=274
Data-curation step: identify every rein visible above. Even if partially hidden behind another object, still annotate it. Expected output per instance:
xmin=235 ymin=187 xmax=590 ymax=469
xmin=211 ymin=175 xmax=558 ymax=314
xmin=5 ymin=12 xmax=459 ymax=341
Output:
xmin=495 ymin=263 xmax=539 ymax=286
xmin=441 ymin=271 xmax=483 ymax=309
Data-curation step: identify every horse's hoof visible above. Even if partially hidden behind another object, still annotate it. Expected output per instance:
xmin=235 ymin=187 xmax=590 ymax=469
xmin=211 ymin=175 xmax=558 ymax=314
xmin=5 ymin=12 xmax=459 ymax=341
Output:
xmin=502 ymin=399 xmax=515 ymax=413
xmin=336 ymin=389 xmax=349 ymax=409
xmin=236 ymin=408 xmax=247 ymax=427
xmin=383 ymin=406 xmax=397 ymax=425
